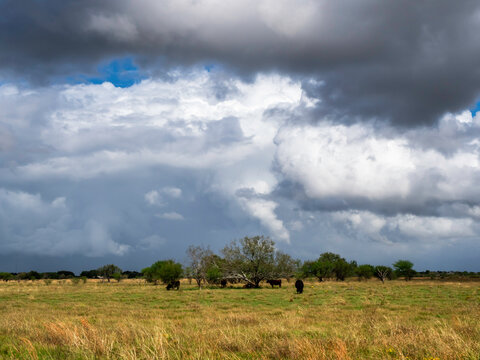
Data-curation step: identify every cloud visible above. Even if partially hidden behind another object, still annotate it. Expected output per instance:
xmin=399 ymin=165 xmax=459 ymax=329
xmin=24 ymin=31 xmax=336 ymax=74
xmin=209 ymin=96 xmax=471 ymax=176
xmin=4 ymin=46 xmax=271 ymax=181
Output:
xmin=87 ymin=14 xmax=139 ymax=42
xmin=333 ymin=210 xmax=476 ymax=244
xmin=0 ymin=188 xmax=129 ymax=257
xmin=156 ymin=212 xmax=185 ymax=221
xmin=239 ymin=198 xmax=290 ymax=243
xmin=0 ymin=72 xmax=302 ymax=246
xmin=2 ymin=64 xmax=480 ymax=270
xmin=162 ymin=187 xmax=182 ymax=198
xmin=145 ymin=190 xmax=162 ymax=206
xmin=2 ymin=1 xmax=480 ymax=125
xmin=274 ymin=117 xmax=480 ymax=217
xmin=137 ymin=234 xmax=166 ymax=250
xmin=144 ymin=187 xmax=181 ymax=207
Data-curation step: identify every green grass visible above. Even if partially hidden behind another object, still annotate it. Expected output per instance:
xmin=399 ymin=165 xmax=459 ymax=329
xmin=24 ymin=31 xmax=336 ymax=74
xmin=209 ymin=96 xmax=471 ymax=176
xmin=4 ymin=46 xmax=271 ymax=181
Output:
xmin=0 ymin=279 xmax=479 ymax=359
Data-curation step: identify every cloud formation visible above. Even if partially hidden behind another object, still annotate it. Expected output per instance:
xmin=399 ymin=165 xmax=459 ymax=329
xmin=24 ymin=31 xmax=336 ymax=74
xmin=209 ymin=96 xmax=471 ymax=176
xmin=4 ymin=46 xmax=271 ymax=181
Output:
xmin=275 ymin=113 xmax=480 ymax=216
xmin=0 ymin=72 xmax=300 ymax=262
xmin=2 ymin=1 xmax=480 ymax=125
xmin=0 ymin=189 xmax=129 ymax=256
xmin=1 ymin=69 xmax=480 ymax=271
xmin=2 ymin=2 xmax=480 ymax=271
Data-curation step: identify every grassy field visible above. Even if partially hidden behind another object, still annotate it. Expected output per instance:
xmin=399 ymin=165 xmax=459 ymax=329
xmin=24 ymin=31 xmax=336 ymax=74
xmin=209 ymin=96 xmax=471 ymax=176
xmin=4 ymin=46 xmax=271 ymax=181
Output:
xmin=0 ymin=279 xmax=479 ymax=359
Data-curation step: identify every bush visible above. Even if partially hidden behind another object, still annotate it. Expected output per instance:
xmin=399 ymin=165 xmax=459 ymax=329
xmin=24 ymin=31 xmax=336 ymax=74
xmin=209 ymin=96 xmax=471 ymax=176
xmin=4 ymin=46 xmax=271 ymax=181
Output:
xmin=206 ymin=265 xmax=223 ymax=284
xmin=143 ymin=260 xmax=183 ymax=285
xmin=393 ymin=260 xmax=416 ymax=281
xmin=97 ymin=264 xmax=122 ymax=282
xmin=0 ymin=272 xmax=13 ymax=282
xmin=356 ymin=264 xmax=375 ymax=280
xmin=112 ymin=273 xmax=123 ymax=282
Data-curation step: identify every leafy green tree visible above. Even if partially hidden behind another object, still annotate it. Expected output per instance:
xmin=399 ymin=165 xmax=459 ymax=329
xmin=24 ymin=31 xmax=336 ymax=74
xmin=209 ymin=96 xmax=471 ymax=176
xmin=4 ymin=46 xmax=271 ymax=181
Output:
xmin=0 ymin=272 xmax=13 ymax=282
xmin=301 ymin=252 xmax=355 ymax=281
xmin=17 ymin=272 xmax=29 ymax=280
xmin=112 ymin=272 xmax=124 ymax=282
xmin=204 ymin=254 xmax=225 ymax=284
xmin=142 ymin=260 xmax=183 ymax=285
xmin=42 ymin=272 xmax=59 ymax=279
xmin=27 ymin=271 xmax=41 ymax=280
xmin=393 ymin=260 xmax=416 ymax=281
xmin=206 ymin=264 xmax=223 ymax=284
xmin=80 ymin=269 xmax=99 ymax=278
xmin=97 ymin=264 xmax=122 ymax=282
xmin=122 ymin=271 xmax=141 ymax=279
xmin=57 ymin=270 xmax=75 ymax=279
xmin=336 ymin=259 xmax=357 ymax=281
xmin=356 ymin=264 xmax=375 ymax=281
xmin=222 ymin=235 xmax=276 ymax=288
xmin=301 ymin=259 xmax=334 ymax=282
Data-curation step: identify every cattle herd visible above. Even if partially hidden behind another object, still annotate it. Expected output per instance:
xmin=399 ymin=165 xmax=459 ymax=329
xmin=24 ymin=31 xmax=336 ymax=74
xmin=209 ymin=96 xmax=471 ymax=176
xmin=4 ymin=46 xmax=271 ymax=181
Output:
xmin=166 ymin=278 xmax=305 ymax=293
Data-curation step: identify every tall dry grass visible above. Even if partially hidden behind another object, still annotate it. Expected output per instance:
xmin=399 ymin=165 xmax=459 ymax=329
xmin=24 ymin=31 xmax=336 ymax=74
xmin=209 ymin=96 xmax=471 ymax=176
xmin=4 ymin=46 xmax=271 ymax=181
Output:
xmin=0 ymin=280 xmax=478 ymax=359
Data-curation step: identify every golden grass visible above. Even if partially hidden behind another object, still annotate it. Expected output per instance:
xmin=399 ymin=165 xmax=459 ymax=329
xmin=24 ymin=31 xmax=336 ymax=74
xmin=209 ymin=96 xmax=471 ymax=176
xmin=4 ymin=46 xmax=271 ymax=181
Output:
xmin=0 ymin=279 xmax=479 ymax=359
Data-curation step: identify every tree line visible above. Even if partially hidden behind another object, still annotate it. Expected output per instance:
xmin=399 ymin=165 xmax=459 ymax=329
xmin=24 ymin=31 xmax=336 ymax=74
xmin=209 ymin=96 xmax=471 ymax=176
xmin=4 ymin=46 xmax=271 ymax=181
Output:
xmin=1 ymin=236 xmax=479 ymax=284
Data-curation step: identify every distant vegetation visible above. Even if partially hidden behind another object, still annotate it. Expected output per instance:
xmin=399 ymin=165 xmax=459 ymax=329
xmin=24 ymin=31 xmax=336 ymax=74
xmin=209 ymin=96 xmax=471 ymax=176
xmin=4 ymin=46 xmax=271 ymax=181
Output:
xmin=1 ymin=236 xmax=479 ymax=285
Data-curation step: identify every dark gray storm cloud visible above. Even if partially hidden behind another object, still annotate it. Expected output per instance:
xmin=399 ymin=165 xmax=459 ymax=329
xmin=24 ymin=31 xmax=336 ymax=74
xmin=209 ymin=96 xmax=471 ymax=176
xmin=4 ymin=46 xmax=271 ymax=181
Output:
xmin=1 ymin=0 xmax=480 ymax=125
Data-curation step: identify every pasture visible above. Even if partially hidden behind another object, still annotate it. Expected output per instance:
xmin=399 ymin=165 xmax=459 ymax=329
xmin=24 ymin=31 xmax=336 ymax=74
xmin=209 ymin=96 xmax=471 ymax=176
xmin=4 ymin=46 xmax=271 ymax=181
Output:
xmin=0 ymin=279 xmax=479 ymax=359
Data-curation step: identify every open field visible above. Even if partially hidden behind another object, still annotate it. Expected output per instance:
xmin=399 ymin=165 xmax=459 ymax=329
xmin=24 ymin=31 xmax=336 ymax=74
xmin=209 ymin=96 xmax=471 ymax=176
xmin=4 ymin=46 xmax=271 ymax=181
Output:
xmin=0 ymin=279 xmax=479 ymax=359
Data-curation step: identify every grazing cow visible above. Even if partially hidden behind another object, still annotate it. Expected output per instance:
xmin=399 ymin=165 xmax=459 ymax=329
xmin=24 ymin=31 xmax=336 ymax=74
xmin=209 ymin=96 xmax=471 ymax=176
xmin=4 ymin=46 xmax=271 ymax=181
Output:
xmin=243 ymin=282 xmax=255 ymax=288
xmin=220 ymin=279 xmax=227 ymax=288
xmin=295 ymin=279 xmax=304 ymax=294
xmin=266 ymin=279 xmax=282 ymax=288
xmin=166 ymin=280 xmax=180 ymax=290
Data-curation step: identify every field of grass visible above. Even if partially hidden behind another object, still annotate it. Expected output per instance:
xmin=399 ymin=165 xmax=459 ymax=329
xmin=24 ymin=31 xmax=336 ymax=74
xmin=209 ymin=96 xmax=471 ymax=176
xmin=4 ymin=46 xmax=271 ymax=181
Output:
xmin=0 ymin=279 xmax=479 ymax=359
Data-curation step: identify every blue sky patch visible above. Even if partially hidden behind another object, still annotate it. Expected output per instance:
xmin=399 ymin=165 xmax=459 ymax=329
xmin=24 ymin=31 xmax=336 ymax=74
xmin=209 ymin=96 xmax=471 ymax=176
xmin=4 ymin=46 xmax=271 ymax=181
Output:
xmin=471 ymin=101 xmax=480 ymax=116
xmin=88 ymin=57 xmax=145 ymax=87
xmin=66 ymin=57 xmax=145 ymax=88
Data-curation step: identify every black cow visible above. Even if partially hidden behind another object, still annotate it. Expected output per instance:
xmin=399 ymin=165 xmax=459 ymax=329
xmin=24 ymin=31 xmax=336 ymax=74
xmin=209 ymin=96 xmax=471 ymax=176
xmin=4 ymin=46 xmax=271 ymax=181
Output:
xmin=266 ymin=279 xmax=282 ymax=288
xmin=220 ymin=279 xmax=227 ymax=288
xmin=166 ymin=280 xmax=180 ymax=290
xmin=243 ymin=282 xmax=255 ymax=288
xmin=295 ymin=279 xmax=304 ymax=294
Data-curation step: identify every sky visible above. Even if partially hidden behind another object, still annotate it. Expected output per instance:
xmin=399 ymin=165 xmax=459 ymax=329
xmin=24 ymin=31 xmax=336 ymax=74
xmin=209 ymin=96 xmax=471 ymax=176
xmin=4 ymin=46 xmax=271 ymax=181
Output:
xmin=1 ymin=0 xmax=480 ymax=273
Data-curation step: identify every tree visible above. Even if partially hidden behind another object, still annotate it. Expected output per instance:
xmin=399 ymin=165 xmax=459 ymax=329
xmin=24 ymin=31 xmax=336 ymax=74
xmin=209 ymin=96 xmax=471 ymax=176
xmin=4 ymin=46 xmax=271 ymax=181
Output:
xmin=356 ymin=264 xmax=375 ymax=281
xmin=16 ymin=272 xmax=29 ymax=280
xmin=393 ymin=260 xmax=416 ymax=281
xmin=80 ymin=269 xmax=99 ymax=278
xmin=301 ymin=252 xmax=355 ymax=281
xmin=274 ymin=251 xmax=300 ymax=282
xmin=122 ymin=271 xmax=141 ymax=279
xmin=205 ymin=263 xmax=223 ymax=284
xmin=57 ymin=270 xmax=75 ymax=279
xmin=142 ymin=260 xmax=183 ymax=285
xmin=335 ymin=259 xmax=357 ymax=281
xmin=186 ymin=245 xmax=214 ymax=288
xmin=97 ymin=264 xmax=122 ymax=282
xmin=0 ymin=272 xmax=13 ymax=282
xmin=222 ymin=235 xmax=277 ymax=288
xmin=112 ymin=272 xmax=124 ymax=282
xmin=301 ymin=259 xmax=334 ymax=282
xmin=27 ymin=271 xmax=41 ymax=280
xmin=205 ymin=254 xmax=225 ymax=284
xmin=374 ymin=265 xmax=393 ymax=283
